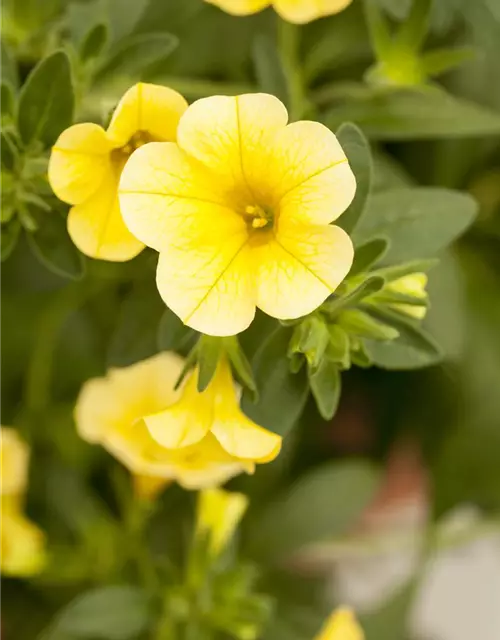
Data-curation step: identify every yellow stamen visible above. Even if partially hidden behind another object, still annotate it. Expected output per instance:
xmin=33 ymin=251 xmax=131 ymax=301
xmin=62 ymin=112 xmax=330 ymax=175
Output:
xmin=252 ymin=218 xmax=268 ymax=229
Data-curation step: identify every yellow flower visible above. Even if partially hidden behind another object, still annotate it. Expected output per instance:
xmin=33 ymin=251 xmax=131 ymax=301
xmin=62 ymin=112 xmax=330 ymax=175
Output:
xmin=48 ymin=83 xmax=188 ymax=261
xmin=196 ymin=487 xmax=248 ymax=556
xmin=1 ymin=499 xmax=47 ymax=577
xmin=315 ymin=608 xmax=364 ymax=640
xmin=204 ymin=0 xmax=353 ymax=23
xmin=386 ymin=273 xmax=428 ymax=319
xmin=75 ymin=353 xmax=281 ymax=490
xmin=119 ymin=93 xmax=355 ymax=336
xmin=1 ymin=427 xmax=46 ymax=577
xmin=1 ymin=426 xmax=29 ymax=495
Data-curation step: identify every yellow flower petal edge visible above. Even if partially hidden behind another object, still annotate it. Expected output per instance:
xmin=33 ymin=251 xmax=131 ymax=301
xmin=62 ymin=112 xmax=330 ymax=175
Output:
xmin=196 ymin=487 xmax=249 ymax=556
xmin=119 ymin=93 xmax=356 ymax=336
xmin=204 ymin=0 xmax=353 ymax=23
xmin=314 ymin=607 xmax=364 ymax=640
xmin=74 ymin=353 xmax=280 ymax=490
xmin=48 ymin=83 xmax=188 ymax=262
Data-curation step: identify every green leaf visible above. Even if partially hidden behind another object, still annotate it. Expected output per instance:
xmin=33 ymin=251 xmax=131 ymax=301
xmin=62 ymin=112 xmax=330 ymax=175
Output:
xmin=17 ymin=51 xmax=74 ymax=148
xmin=157 ymin=307 xmax=196 ymax=355
xmin=355 ymin=187 xmax=478 ymax=263
xmin=225 ymin=336 xmax=258 ymax=398
xmin=288 ymin=316 xmax=330 ymax=370
xmin=96 ymin=32 xmax=178 ymax=81
xmin=80 ymin=23 xmax=109 ymax=62
xmin=323 ymin=276 xmax=386 ymax=315
xmin=26 ymin=209 xmax=85 ymax=280
xmin=1 ymin=82 xmax=15 ymax=120
xmin=350 ymin=238 xmax=389 ymax=276
xmin=1 ymin=132 xmax=18 ymax=171
xmin=364 ymin=0 xmax=393 ymax=60
xmin=108 ymin=280 xmax=165 ymax=368
xmin=1 ymin=41 xmax=19 ymax=89
xmin=48 ymin=586 xmax=150 ymax=640
xmin=323 ymin=88 xmax=500 ymax=140
xmin=196 ymin=335 xmax=223 ymax=392
xmin=361 ymin=579 xmax=416 ymax=640
xmin=421 ymin=46 xmax=476 ymax=77
xmin=1 ymin=219 xmax=21 ymax=261
xmin=394 ymin=0 xmax=432 ymax=51
xmin=336 ymin=122 xmax=373 ymax=234
xmin=241 ymin=327 xmax=309 ymax=437
xmin=247 ymin=461 xmax=380 ymax=562
xmin=252 ymin=34 xmax=288 ymax=104
xmin=309 ymin=359 xmax=341 ymax=420
xmin=373 ymin=258 xmax=438 ymax=282
xmin=363 ymin=306 xmax=442 ymax=369
xmin=326 ymin=325 xmax=350 ymax=369
xmin=338 ymin=309 xmax=399 ymax=341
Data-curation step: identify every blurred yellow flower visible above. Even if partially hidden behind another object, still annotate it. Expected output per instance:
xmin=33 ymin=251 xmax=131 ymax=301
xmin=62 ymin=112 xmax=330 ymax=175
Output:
xmin=75 ymin=353 xmax=281 ymax=490
xmin=386 ymin=273 xmax=428 ymax=319
xmin=119 ymin=93 xmax=355 ymax=336
xmin=204 ymin=0 xmax=353 ymax=23
xmin=315 ymin=607 xmax=364 ymax=640
xmin=1 ymin=427 xmax=46 ymax=577
xmin=48 ymin=83 xmax=188 ymax=261
xmin=196 ymin=487 xmax=248 ymax=556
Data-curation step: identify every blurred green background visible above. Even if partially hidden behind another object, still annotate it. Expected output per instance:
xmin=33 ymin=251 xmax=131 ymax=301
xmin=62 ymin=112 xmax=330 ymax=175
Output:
xmin=2 ymin=0 xmax=500 ymax=638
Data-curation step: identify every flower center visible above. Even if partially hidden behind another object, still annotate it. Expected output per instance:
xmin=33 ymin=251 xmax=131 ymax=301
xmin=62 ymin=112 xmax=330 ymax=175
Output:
xmin=243 ymin=204 xmax=274 ymax=231
xmin=120 ymin=130 xmax=154 ymax=155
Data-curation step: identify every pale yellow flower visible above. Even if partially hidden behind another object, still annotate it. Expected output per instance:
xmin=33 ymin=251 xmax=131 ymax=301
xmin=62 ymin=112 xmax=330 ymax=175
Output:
xmin=1 ymin=427 xmax=46 ymax=577
xmin=204 ymin=0 xmax=353 ymax=24
xmin=75 ymin=353 xmax=281 ymax=490
xmin=196 ymin=487 xmax=248 ymax=556
xmin=315 ymin=607 xmax=364 ymax=640
xmin=119 ymin=93 xmax=355 ymax=336
xmin=48 ymin=83 xmax=188 ymax=261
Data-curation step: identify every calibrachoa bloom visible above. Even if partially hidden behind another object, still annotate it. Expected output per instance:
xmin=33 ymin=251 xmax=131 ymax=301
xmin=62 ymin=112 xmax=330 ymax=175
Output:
xmin=196 ymin=488 xmax=248 ymax=556
xmin=119 ymin=93 xmax=356 ymax=336
xmin=48 ymin=83 xmax=187 ymax=261
xmin=315 ymin=607 xmax=364 ymax=640
xmin=75 ymin=353 xmax=281 ymax=490
xmin=1 ymin=427 xmax=46 ymax=577
xmin=204 ymin=0 xmax=353 ymax=23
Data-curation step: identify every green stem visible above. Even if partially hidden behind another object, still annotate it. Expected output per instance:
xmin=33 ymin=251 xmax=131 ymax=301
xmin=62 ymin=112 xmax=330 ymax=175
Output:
xmin=277 ymin=19 xmax=305 ymax=121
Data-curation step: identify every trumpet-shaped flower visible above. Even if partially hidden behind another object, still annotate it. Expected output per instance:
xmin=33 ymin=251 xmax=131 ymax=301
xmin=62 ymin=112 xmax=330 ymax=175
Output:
xmin=48 ymin=83 xmax=188 ymax=261
xmin=196 ymin=487 xmax=248 ymax=556
xmin=119 ymin=93 xmax=355 ymax=336
xmin=204 ymin=0 xmax=353 ymax=23
xmin=315 ymin=608 xmax=364 ymax=640
xmin=75 ymin=353 xmax=281 ymax=490
xmin=1 ymin=427 xmax=46 ymax=576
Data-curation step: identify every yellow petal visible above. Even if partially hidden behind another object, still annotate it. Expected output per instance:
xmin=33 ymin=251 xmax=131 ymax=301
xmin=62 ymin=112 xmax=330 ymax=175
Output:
xmin=75 ymin=352 xmax=184 ymax=445
xmin=49 ymin=123 xmax=113 ymax=205
xmin=67 ymin=162 xmax=144 ymax=261
xmin=119 ymin=142 xmax=231 ymax=252
xmin=133 ymin=474 xmax=170 ymax=501
xmin=170 ymin=434 xmax=250 ymax=489
xmin=176 ymin=93 xmax=288 ymax=199
xmin=314 ymin=607 xmax=364 ymax=640
xmin=254 ymin=221 xmax=354 ymax=319
xmin=271 ymin=121 xmax=356 ymax=225
xmin=1 ymin=427 xmax=29 ymax=496
xmin=205 ymin=0 xmax=271 ymax=15
xmin=1 ymin=499 xmax=46 ymax=577
xmin=274 ymin=0 xmax=353 ymax=24
xmin=197 ymin=488 xmax=248 ymax=556
xmin=210 ymin=361 xmax=282 ymax=461
xmin=144 ymin=369 xmax=213 ymax=449
xmin=107 ymin=82 xmax=188 ymax=147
